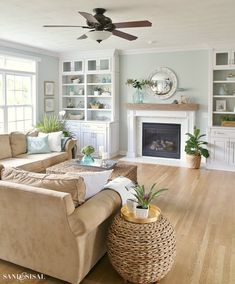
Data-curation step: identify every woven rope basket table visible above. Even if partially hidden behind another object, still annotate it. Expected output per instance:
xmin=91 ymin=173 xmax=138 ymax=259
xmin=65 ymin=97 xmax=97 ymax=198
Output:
xmin=107 ymin=213 xmax=176 ymax=284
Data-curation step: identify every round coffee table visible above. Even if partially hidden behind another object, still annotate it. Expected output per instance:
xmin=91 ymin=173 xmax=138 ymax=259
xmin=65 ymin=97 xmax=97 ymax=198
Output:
xmin=107 ymin=213 xmax=176 ymax=284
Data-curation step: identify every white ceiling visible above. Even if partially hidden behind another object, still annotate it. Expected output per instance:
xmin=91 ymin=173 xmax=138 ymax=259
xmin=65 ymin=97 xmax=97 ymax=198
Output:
xmin=0 ymin=0 xmax=235 ymax=55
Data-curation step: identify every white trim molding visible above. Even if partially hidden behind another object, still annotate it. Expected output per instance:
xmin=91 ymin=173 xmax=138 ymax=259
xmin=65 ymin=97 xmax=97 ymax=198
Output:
xmin=0 ymin=39 xmax=59 ymax=58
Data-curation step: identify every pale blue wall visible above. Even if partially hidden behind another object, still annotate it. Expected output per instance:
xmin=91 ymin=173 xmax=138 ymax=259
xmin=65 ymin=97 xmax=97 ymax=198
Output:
xmin=0 ymin=46 xmax=59 ymax=122
xmin=119 ymin=50 xmax=209 ymax=152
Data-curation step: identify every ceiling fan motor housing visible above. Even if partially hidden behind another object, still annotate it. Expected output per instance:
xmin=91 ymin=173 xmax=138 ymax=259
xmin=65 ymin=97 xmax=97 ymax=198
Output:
xmin=86 ymin=8 xmax=115 ymax=32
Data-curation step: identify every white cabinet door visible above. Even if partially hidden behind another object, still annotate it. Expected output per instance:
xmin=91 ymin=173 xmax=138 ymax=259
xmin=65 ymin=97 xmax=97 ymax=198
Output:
xmin=209 ymin=137 xmax=229 ymax=166
xmin=86 ymin=58 xmax=110 ymax=73
xmin=229 ymin=138 xmax=235 ymax=166
xmin=214 ymin=50 xmax=235 ymax=69
xmin=80 ymin=128 xmax=106 ymax=156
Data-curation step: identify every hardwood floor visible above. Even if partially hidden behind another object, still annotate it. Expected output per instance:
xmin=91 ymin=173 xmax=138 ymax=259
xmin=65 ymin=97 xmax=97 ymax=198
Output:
xmin=0 ymin=164 xmax=235 ymax=284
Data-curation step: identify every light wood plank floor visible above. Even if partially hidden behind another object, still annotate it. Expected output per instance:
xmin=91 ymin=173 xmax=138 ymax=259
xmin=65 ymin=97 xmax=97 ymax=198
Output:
xmin=0 ymin=164 xmax=235 ymax=284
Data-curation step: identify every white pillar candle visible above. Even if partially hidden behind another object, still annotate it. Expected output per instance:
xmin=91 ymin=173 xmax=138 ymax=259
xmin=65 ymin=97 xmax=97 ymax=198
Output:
xmin=99 ymin=146 xmax=104 ymax=157
xmin=102 ymin=152 xmax=108 ymax=160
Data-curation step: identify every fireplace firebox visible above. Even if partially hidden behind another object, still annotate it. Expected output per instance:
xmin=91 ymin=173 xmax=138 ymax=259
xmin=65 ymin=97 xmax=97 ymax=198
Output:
xmin=142 ymin=123 xmax=181 ymax=159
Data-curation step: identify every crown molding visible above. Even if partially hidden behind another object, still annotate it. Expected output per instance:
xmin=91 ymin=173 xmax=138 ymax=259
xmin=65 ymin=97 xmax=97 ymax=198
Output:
xmin=0 ymin=39 xmax=59 ymax=58
xmin=119 ymin=45 xmax=211 ymax=55
xmin=59 ymin=48 xmax=119 ymax=59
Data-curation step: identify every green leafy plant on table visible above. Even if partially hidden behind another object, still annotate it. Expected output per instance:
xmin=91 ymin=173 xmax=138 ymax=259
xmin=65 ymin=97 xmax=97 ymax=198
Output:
xmin=132 ymin=183 xmax=168 ymax=209
xmin=81 ymin=145 xmax=95 ymax=156
xmin=185 ymin=127 xmax=209 ymax=169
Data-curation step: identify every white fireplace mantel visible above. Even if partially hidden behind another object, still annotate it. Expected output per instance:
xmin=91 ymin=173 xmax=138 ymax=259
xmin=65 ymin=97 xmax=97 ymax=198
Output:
xmin=125 ymin=104 xmax=198 ymax=166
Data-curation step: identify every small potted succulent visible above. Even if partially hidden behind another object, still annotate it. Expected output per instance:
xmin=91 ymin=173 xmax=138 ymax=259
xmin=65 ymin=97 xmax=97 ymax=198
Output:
xmin=130 ymin=183 xmax=168 ymax=219
xmin=94 ymin=87 xmax=102 ymax=96
xmin=185 ymin=127 xmax=209 ymax=169
xmin=80 ymin=145 xmax=95 ymax=164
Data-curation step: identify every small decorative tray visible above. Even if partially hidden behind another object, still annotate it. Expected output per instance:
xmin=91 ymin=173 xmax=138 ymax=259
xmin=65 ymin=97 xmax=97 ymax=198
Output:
xmin=75 ymin=158 xmax=116 ymax=170
xmin=121 ymin=204 xmax=161 ymax=224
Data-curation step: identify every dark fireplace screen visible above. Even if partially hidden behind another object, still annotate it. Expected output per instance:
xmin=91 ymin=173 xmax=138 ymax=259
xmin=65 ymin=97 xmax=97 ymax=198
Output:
xmin=142 ymin=123 xmax=181 ymax=159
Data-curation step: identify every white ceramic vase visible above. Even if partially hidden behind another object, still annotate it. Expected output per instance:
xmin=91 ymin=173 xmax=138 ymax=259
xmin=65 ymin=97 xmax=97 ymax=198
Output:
xmin=126 ymin=199 xmax=137 ymax=214
xmin=135 ymin=207 xmax=149 ymax=219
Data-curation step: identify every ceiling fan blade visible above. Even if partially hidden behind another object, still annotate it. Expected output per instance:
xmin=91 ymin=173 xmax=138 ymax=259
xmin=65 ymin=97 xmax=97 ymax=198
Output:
xmin=113 ymin=20 xmax=152 ymax=29
xmin=43 ymin=25 xmax=89 ymax=28
xmin=112 ymin=30 xmax=137 ymax=41
xmin=78 ymin=11 xmax=99 ymax=24
xmin=77 ymin=34 xmax=88 ymax=40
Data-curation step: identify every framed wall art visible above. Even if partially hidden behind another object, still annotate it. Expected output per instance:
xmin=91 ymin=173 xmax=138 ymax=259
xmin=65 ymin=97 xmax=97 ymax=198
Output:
xmin=44 ymin=81 xmax=55 ymax=96
xmin=44 ymin=98 xmax=55 ymax=112
xmin=215 ymin=100 xmax=226 ymax=112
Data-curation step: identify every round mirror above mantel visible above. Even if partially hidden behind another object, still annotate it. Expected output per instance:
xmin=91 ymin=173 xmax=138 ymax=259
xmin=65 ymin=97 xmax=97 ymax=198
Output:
xmin=149 ymin=67 xmax=178 ymax=100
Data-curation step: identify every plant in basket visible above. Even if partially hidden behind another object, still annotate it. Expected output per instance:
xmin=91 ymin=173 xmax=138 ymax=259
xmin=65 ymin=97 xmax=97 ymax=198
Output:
xmin=130 ymin=183 xmax=168 ymax=219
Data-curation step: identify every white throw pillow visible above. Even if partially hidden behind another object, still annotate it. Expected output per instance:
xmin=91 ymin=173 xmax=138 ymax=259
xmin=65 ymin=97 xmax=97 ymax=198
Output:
xmin=38 ymin=131 xmax=63 ymax=152
xmin=65 ymin=170 xmax=113 ymax=200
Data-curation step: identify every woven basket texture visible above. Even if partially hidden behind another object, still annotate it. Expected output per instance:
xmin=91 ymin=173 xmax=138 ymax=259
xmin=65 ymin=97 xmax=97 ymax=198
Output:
xmin=107 ymin=214 xmax=176 ymax=284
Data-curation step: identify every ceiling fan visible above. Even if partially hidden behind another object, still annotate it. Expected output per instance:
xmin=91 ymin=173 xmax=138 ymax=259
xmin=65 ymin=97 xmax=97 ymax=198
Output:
xmin=43 ymin=8 xmax=152 ymax=43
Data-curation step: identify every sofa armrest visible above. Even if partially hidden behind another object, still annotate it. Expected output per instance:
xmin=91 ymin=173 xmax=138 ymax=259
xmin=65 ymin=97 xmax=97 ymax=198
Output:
xmin=64 ymin=138 xmax=77 ymax=159
xmin=68 ymin=189 xmax=121 ymax=236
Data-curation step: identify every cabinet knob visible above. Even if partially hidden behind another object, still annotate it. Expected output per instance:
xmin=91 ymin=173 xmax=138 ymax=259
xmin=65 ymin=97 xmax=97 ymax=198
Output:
xmin=216 ymin=132 xmax=225 ymax=135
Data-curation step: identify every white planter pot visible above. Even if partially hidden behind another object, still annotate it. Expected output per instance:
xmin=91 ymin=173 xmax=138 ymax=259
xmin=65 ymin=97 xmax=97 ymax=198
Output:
xmin=126 ymin=199 xmax=137 ymax=214
xmin=135 ymin=207 xmax=149 ymax=219
xmin=94 ymin=91 xmax=100 ymax=96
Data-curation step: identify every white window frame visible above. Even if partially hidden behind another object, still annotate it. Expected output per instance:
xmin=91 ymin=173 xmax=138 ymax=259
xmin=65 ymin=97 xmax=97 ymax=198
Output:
xmin=0 ymin=54 xmax=37 ymax=133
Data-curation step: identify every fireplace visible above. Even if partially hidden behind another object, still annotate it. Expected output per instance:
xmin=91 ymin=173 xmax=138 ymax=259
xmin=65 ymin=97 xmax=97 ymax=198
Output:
xmin=142 ymin=123 xmax=181 ymax=159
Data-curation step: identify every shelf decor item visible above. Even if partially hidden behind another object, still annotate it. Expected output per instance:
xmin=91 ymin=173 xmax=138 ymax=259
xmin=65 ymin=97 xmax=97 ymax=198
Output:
xmin=218 ymin=84 xmax=228 ymax=95
xmin=94 ymin=87 xmax=102 ymax=96
xmin=216 ymin=100 xmax=226 ymax=112
xmin=89 ymin=101 xmax=104 ymax=109
xmin=126 ymin=79 xmax=152 ymax=104
xmin=44 ymin=81 xmax=55 ymax=96
xmin=221 ymin=115 xmax=235 ymax=127
xmin=129 ymin=183 xmax=168 ymax=219
xmin=80 ymin=145 xmax=95 ymax=165
xmin=226 ymin=74 xmax=235 ymax=81
xmin=185 ymin=127 xmax=209 ymax=169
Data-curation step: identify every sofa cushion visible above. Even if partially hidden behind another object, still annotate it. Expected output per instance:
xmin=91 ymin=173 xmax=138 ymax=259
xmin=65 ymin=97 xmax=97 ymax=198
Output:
xmin=1 ymin=167 xmax=86 ymax=206
xmin=65 ymin=170 xmax=113 ymax=200
xmin=38 ymin=131 xmax=63 ymax=152
xmin=27 ymin=135 xmax=51 ymax=154
xmin=10 ymin=132 xmax=27 ymax=157
xmin=0 ymin=134 xmax=12 ymax=160
xmin=0 ymin=152 xmax=68 ymax=173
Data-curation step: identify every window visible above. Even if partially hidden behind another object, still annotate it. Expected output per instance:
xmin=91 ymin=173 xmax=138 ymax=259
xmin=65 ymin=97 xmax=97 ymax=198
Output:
xmin=0 ymin=54 xmax=36 ymax=133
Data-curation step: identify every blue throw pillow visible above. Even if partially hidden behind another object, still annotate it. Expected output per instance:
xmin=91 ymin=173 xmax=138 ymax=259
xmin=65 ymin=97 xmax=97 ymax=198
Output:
xmin=27 ymin=135 xmax=51 ymax=154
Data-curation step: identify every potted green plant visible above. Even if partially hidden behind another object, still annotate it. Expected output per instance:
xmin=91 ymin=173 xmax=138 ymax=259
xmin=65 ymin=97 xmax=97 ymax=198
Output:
xmin=130 ymin=183 xmax=168 ymax=219
xmin=36 ymin=114 xmax=71 ymax=137
xmin=185 ymin=127 xmax=209 ymax=169
xmin=126 ymin=79 xmax=152 ymax=104
xmin=94 ymin=87 xmax=102 ymax=96
xmin=80 ymin=145 xmax=95 ymax=164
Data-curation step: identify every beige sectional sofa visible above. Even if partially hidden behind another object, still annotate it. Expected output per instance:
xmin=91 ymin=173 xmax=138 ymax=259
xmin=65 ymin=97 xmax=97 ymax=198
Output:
xmin=0 ymin=179 xmax=121 ymax=284
xmin=0 ymin=132 xmax=76 ymax=172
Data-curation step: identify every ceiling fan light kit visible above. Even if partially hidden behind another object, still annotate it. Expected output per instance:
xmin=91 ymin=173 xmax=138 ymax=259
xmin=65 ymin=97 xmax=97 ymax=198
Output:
xmin=86 ymin=30 xmax=112 ymax=43
xmin=43 ymin=8 xmax=152 ymax=43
